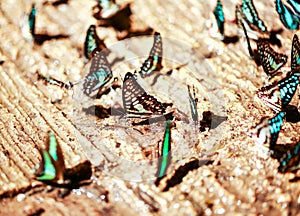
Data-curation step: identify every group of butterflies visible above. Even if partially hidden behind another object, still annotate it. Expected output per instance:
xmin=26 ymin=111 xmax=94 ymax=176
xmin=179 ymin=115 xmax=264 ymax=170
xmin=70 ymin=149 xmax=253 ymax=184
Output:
xmin=213 ymin=0 xmax=300 ymax=173
xmin=34 ymin=17 xmax=195 ymax=186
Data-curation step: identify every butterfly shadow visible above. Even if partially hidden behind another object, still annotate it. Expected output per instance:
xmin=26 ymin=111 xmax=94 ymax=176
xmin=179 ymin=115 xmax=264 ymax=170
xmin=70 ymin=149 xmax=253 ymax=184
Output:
xmin=43 ymin=0 xmax=69 ymax=6
xmin=83 ymin=104 xmax=112 ymax=119
xmin=255 ymin=29 xmax=284 ymax=47
xmin=199 ymin=111 xmax=228 ymax=132
xmin=34 ymin=33 xmax=69 ymax=45
xmin=222 ymin=35 xmax=240 ymax=44
xmin=285 ymin=105 xmax=300 ymax=123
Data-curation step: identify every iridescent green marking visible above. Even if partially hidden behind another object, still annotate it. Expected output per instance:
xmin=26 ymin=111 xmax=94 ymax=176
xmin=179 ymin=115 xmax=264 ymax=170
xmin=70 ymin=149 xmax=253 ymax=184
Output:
xmin=36 ymin=150 xmax=56 ymax=181
xmin=213 ymin=0 xmax=225 ymax=35
xmin=29 ymin=4 xmax=36 ymax=36
xmin=48 ymin=131 xmax=59 ymax=161
xmin=157 ymin=120 xmax=171 ymax=178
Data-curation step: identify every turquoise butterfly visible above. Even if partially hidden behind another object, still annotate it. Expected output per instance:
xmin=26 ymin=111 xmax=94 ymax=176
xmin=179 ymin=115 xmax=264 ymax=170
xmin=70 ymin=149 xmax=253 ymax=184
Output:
xmin=291 ymin=34 xmax=300 ymax=70
xmin=29 ymin=4 xmax=36 ymax=36
xmin=256 ymin=67 xmax=300 ymax=112
xmin=213 ymin=0 xmax=225 ymax=36
xmin=275 ymin=0 xmax=300 ymax=30
xmin=248 ymin=112 xmax=285 ymax=150
xmin=84 ymin=25 xmax=107 ymax=60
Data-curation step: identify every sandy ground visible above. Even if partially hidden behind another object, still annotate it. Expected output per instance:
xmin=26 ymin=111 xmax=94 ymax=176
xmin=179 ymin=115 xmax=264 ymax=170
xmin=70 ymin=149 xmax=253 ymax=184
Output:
xmin=0 ymin=0 xmax=299 ymax=215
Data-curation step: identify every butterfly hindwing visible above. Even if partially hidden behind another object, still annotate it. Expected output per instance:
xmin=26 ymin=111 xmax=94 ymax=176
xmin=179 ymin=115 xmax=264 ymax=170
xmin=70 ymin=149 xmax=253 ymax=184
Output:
xmin=291 ymin=34 xmax=300 ymax=70
xmin=257 ymin=41 xmax=288 ymax=78
xmin=241 ymin=0 xmax=268 ymax=33
xmin=139 ymin=32 xmax=163 ymax=78
xmin=84 ymin=25 xmax=107 ymax=60
xmin=248 ymin=112 xmax=285 ymax=150
xmin=35 ymin=131 xmax=65 ymax=183
xmin=275 ymin=0 xmax=300 ymax=30
xmin=256 ymin=68 xmax=300 ymax=112
xmin=83 ymin=49 xmax=112 ymax=96
xmin=213 ymin=0 xmax=225 ymax=36
xmin=279 ymin=141 xmax=300 ymax=172
xmin=122 ymin=72 xmax=166 ymax=117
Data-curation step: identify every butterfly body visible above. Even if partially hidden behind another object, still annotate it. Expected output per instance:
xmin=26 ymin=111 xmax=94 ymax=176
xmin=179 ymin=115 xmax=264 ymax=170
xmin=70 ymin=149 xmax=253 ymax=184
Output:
xmin=83 ymin=49 xmax=113 ymax=96
xmin=275 ymin=0 xmax=300 ymax=30
xmin=139 ymin=32 xmax=163 ymax=78
xmin=279 ymin=141 xmax=300 ymax=172
xmin=122 ymin=72 xmax=166 ymax=118
xmin=248 ymin=112 xmax=285 ymax=150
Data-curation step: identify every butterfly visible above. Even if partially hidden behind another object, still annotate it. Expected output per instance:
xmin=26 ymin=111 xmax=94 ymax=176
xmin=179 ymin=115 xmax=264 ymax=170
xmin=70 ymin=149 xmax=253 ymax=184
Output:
xmin=213 ymin=0 xmax=225 ymax=36
xmin=275 ymin=0 xmax=300 ymax=30
xmin=83 ymin=48 xmax=113 ymax=96
xmin=287 ymin=0 xmax=300 ymax=15
xmin=155 ymin=120 xmax=172 ymax=186
xmin=291 ymin=34 xmax=300 ymax=70
xmin=29 ymin=4 xmax=36 ymax=36
xmin=122 ymin=72 xmax=166 ymax=118
xmin=188 ymin=85 xmax=199 ymax=127
xmin=84 ymin=25 xmax=107 ymax=60
xmin=138 ymin=32 xmax=163 ymax=78
xmin=248 ymin=111 xmax=285 ymax=150
xmin=35 ymin=131 xmax=65 ymax=184
xmin=256 ymin=67 xmax=300 ymax=112
xmin=278 ymin=141 xmax=300 ymax=172
xmin=256 ymin=41 xmax=288 ymax=78
xmin=241 ymin=0 xmax=268 ymax=33
xmin=38 ymin=73 xmax=74 ymax=89
xmin=98 ymin=0 xmax=120 ymax=19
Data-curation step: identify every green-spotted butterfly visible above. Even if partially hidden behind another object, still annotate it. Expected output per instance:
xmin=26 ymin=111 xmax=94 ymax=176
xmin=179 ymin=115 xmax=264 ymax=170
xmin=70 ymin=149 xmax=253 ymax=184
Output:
xmin=291 ymin=34 xmax=300 ymax=70
xmin=29 ymin=4 xmax=36 ymax=36
xmin=256 ymin=41 xmax=288 ymax=79
xmin=155 ymin=119 xmax=172 ymax=186
xmin=138 ymin=32 xmax=163 ymax=78
xmin=248 ymin=112 xmax=285 ymax=150
xmin=122 ymin=72 xmax=166 ymax=118
xmin=275 ymin=0 xmax=300 ymax=30
xmin=256 ymin=67 xmax=300 ymax=112
xmin=84 ymin=25 xmax=107 ymax=60
xmin=35 ymin=131 xmax=65 ymax=183
xmin=278 ymin=141 xmax=300 ymax=172
xmin=83 ymin=48 xmax=113 ymax=97
xmin=38 ymin=73 xmax=75 ymax=89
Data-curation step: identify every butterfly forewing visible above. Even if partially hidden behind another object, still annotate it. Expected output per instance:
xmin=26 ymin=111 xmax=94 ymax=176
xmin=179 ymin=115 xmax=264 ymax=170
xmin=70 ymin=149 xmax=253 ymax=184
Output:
xmin=29 ymin=4 xmax=36 ymax=36
xmin=83 ymin=49 xmax=112 ymax=96
xmin=275 ymin=0 xmax=300 ymax=30
xmin=287 ymin=0 xmax=300 ymax=15
xmin=257 ymin=41 xmax=287 ymax=78
xmin=241 ymin=0 xmax=268 ymax=33
xmin=139 ymin=32 xmax=163 ymax=78
xmin=122 ymin=72 xmax=166 ymax=116
xmin=213 ymin=0 xmax=225 ymax=36
xmin=291 ymin=34 xmax=300 ymax=70
xmin=84 ymin=25 xmax=107 ymax=60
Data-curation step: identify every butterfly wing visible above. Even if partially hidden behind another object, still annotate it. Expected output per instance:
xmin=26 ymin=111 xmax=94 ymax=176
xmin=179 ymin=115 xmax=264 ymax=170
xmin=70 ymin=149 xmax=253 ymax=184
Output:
xmin=287 ymin=0 xmax=300 ymax=15
xmin=248 ymin=112 xmax=285 ymax=150
xmin=122 ymin=72 xmax=166 ymax=116
xmin=275 ymin=0 xmax=300 ymax=30
xmin=279 ymin=141 xmax=300 ymax=172
xmin=35 ymin=131 xmax=65 ymax=183
xmin=213 ymin=0 xmax=225 ymax=36
xmin=83 ymin=49 xmax=112 ymax=96
xmin=257 ymin=41 xmax=287 ymax=78
xmin=28 ymin=4 xmax=36 ymax=36
xmin=241 ymin=0 xmax=268 ymax=33
xmin=139 ymin=32 xmax=163 ymax=78
xmin=188 ymin=85 xmax=199 ymax=126
xmin=256 ymin=68 xmax=300 ymax=112
xmin=84 ymin=25 xmax=107 ymax=60
xmin=291 ymin=34 xmax=300 ymax=70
